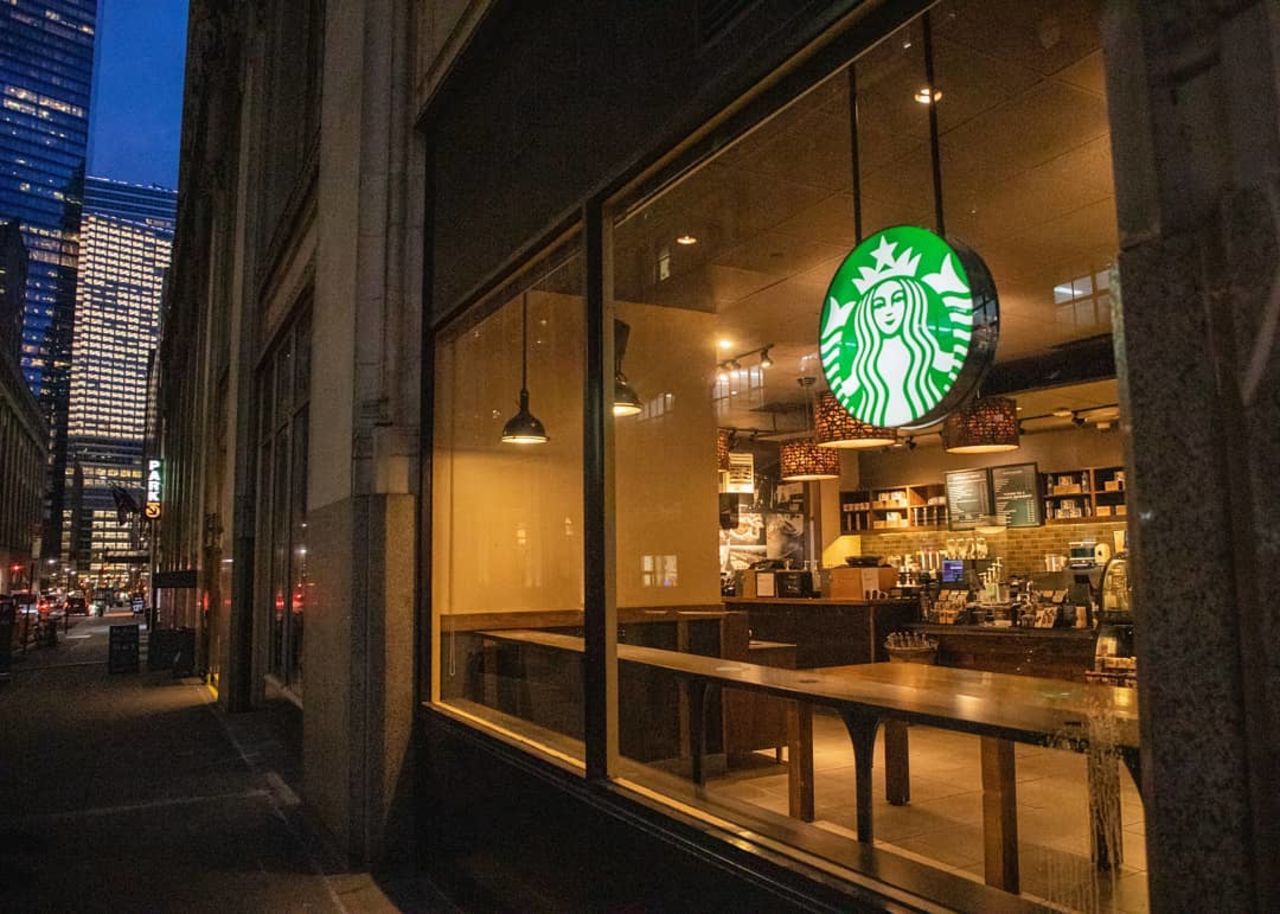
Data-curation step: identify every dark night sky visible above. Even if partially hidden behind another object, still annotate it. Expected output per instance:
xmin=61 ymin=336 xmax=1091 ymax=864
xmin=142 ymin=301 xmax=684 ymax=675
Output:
xmin=88 ymin=0 xmax=189 ymax=190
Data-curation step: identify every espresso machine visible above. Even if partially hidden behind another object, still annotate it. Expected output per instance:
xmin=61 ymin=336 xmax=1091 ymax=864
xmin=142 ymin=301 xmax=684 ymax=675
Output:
xmin=1092 ymin=551 xmax=1136 ymax=684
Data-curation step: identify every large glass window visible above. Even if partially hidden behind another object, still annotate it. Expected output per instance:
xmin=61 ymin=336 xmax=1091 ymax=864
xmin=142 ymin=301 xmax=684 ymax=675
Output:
xmin=432 ymin=241 xmax=586 ymax=764
xmin=604 ymin=2 xmax=1139 ymax=911
xmin=428 ymin=2 xmax=1143 ymax=910
xmin=256 ymin=309 xmax=310 ymax=696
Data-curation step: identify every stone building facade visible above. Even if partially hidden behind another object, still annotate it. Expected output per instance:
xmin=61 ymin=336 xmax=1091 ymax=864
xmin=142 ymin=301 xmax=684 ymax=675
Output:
xmin=0 ymin=321 xmax=46 ymax=595
xmin=155 ymin=0 xmax=465 ymax=864
xmin=156 ymin=1 xmax=1280 ymax=910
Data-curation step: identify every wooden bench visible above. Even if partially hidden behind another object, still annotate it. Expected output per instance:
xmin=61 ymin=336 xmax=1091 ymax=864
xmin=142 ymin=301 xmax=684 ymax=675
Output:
xmin=476 ymin=628 xmax=1142 ymax=896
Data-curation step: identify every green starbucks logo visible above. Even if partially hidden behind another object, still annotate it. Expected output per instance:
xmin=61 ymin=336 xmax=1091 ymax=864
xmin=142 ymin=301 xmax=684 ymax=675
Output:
xmin=819 ymin=226 xmax=998 ymax=428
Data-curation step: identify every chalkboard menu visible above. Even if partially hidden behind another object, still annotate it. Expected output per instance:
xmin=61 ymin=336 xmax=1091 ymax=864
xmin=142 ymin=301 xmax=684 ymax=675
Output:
xmin=945 ymin=468 xmax=992 ymax=530
xmin=991 ymin=462 xmax=1042 ymax=527
xmin=108 ymin=623 xmax=140 ymax=674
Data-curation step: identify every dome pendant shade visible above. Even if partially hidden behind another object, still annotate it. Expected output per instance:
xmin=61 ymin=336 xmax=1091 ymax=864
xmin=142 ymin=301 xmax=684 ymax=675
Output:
xmin=613 ymin=372 xmax=642 ymax=416
xmin=780 ymin=439 xmax=840 ymax=481
xmin=501 ymin=292 xmax=549 ymax=444
xmin=501 ymin=389 xmax=548 ymax=444
xmin=814 ymin=392 xmax=897 ymax=449
xmin=942 ymin=396 xmax=1019 ymax=454
xmin=612 ymin=318 xmax=643 ymax=418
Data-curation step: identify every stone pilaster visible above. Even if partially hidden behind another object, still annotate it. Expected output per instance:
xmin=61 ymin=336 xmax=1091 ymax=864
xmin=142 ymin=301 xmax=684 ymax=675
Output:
xmin=1104 ymin=1 xmax=1280 ymax=910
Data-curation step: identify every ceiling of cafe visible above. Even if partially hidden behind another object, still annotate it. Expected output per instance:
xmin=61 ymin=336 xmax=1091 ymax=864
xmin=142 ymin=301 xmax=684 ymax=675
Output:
xmin=612 ymin=0 xmax=1116 ymax=434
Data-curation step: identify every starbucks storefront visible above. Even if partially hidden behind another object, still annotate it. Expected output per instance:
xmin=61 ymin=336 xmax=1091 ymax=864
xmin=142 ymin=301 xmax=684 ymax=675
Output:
xmin=420 ymin=2 xmax=1277 ymax=911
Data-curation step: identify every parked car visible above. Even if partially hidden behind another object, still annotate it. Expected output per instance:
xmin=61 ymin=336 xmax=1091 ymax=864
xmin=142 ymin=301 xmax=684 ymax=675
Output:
xmin=65 ymin=595 xmax=88 ymax=615
xmin=11 ymin=592 xmax=38 ymax=617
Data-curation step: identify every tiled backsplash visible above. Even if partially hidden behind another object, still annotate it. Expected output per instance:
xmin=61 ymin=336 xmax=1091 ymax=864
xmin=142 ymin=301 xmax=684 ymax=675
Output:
xmin=857 ymin=522 xmax=1128 ymax=576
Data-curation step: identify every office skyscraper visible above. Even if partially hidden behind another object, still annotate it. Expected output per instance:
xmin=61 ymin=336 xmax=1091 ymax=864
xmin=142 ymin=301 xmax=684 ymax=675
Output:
xmin=0 ymin=219 xmax=26 ymax=360
xmin=1 ymin=0 xmax=99 ymax=556
xmin=64 ymin=176 xmax=174 ymax=579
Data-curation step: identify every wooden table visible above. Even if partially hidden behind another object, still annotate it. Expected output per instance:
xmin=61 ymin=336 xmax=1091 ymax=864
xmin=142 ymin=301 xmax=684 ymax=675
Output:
xmin=475 ymin=629 xmax=1140 ymax=896
xmin=787 ymin=664 xmax=1140 ymax=892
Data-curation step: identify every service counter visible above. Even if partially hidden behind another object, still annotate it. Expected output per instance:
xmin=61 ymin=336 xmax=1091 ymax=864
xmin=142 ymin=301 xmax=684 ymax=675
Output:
xmin=912 ymin=623 xmax=1098 ymax=682
xmin=722 ymin=597 xmax=917 ymax=668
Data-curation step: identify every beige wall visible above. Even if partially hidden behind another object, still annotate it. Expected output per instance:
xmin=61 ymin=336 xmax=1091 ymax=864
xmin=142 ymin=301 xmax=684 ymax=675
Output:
xmin=433 ymin=296 xmax=725 ymax=615
xmin=433 ymin=290 xmax=585 ymax=615
xmin=614 ymin=302 xmax=721 ymax=608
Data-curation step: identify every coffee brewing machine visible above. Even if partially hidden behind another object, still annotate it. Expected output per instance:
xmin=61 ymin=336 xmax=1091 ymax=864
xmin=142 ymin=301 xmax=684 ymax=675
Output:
xmin=1090 ymin=551 xmax=1136 ymax=685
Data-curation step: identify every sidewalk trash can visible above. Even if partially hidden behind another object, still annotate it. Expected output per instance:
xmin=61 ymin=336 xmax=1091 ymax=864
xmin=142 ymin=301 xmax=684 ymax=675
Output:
xmin=147 ymin=627 xmax=195 ymax=675
xmin=0 ymin=597 xmax=14 ymax=683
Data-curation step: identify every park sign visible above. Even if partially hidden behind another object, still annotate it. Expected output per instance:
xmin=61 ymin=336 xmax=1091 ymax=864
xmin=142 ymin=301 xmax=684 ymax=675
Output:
xmin=145 ymin=459 xmax=162 ymax=519
xmin=819 ymin=226 xmax=999 ymax=429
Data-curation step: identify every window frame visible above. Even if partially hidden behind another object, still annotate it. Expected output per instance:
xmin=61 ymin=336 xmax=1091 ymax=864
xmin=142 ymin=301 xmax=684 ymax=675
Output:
xmin=254 ymin=306 xmax=311 ymax=700
xmin=424 ymin=227 xmax=595 ymax=772
xmin=412 ymin=0 xmax=1135 ymax=905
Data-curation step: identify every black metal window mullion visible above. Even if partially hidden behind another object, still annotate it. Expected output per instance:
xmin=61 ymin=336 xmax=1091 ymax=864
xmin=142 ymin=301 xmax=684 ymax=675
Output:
xmin=583 ymin=200 xmax=616 ymax=781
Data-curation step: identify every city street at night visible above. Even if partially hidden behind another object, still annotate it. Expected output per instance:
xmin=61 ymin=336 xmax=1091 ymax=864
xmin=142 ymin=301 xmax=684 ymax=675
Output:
xmin=0 ymin=617 xmax=451 ymax=914
xmin=3 ymin=1 xmax=1280 ymax=911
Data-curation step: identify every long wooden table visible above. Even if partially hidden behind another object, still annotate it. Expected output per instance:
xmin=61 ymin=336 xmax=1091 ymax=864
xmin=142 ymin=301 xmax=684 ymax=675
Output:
xmin=476 ymin=629 xmax=1141 ymax=895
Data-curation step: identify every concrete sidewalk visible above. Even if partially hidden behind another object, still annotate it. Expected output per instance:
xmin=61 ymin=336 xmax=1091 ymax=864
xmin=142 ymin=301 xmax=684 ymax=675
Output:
xmin=0 ymin=616 xmax=454 ymax=914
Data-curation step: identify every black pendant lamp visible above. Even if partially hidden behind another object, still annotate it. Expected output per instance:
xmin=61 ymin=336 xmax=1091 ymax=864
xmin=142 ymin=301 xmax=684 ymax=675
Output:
xmin=613 ymin=319 xmax=642 ymax=417
xmin=501 ymin=293 xmax=549 ymax=444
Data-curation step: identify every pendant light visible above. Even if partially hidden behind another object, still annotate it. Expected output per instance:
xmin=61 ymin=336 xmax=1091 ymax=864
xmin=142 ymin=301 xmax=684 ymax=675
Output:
xmin=613 ymin=318 xmax=642 ymax=417
xmin=942 ymin=396 xmax=1019 ymax=454
xmin=780 ymin=378 xmax=840 ymax=481
xmin=501 ymin=292 xmax=549 ymax=444
xmin=814 ymin=391 xmax=896 ymax=449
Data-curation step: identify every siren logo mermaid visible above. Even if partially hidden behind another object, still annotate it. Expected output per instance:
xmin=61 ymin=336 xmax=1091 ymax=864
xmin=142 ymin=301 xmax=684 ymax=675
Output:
xmin=820 ymin=226 xmax=976 ymax=427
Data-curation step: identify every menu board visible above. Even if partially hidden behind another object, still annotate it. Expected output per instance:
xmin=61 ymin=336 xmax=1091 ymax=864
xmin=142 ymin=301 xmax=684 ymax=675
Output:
xmin=945 ymin=468 xmax=992 ymax=530
xmin=991 ymin=462 xmax=1042 ymax=528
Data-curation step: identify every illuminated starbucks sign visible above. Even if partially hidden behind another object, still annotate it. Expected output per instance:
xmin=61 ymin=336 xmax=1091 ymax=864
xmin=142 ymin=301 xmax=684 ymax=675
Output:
xmin=819 ymin=226 xmax=998 ymax=429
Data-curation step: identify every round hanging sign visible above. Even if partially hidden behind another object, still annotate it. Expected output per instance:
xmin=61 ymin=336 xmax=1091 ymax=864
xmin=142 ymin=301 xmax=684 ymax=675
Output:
xmin=819 ymin=225 xmax=998 ymax=429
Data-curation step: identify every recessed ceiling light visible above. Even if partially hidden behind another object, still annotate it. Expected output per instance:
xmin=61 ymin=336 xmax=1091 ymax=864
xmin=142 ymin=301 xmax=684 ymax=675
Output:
xmin=676 ymin=234 xmax=698 ymax=245
xmin=717 ymin=339 xmax=733 ymax=350
xmin=914 ymin=86 xmax=942 ymax=104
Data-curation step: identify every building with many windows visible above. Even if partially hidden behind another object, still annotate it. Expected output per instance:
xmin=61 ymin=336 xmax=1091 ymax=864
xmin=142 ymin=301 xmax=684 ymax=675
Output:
xmin=0 ymin=219 xmax=26 ymax=361
xmin=0 ymin=220 xmax=44 ymax=592
xmin=63 ymin=176 xmax=174 ymax=584
xmin=0 ymin=0 xmax=98 ymax=558
xmin=0 ymin=342 xmax=45 ymax=596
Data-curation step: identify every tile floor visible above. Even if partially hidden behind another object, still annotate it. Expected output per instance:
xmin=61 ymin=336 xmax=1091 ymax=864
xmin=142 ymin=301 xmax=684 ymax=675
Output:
xmin=710 ymin=709 xmax=1148 ymax=914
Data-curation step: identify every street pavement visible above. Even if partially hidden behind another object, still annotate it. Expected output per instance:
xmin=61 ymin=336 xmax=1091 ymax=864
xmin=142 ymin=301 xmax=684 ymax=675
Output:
xmin=0 ymin=614 xmax=455 ymax=914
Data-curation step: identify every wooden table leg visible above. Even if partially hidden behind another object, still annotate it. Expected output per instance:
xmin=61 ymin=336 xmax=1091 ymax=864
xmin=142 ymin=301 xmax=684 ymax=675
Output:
xmin=884 ymin=719 xmax=910 ymax=806
xmin=1088 ymin=749 xmax=1124 ymax=870
xmin=840 ymin=710 xmax=880 ymax=843
xmin=980 ymin=737 xmax=1019 ymax=894
xmin=787 ymin=700 xmax=814 ymax=822
xmin=688 ymin=679 xmax=708 ymax=786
